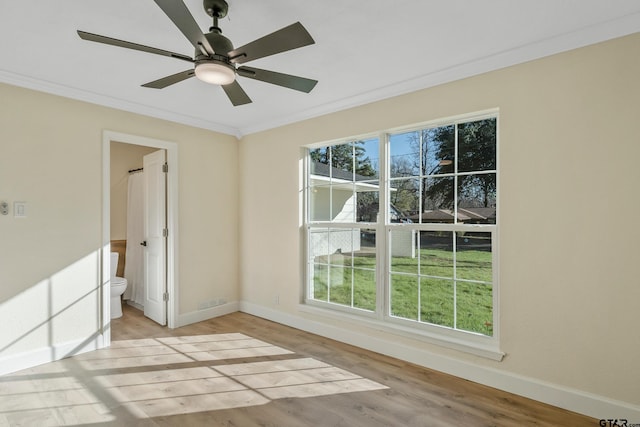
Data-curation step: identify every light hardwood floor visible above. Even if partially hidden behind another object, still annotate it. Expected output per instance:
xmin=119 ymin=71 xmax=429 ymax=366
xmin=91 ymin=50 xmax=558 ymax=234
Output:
xmin=0 ymin=304 xmax=595 ymax=426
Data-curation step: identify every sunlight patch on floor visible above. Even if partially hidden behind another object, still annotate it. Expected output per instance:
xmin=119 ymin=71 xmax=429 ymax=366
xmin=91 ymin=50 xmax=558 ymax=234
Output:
xmin=0 ymin=333 xmax=388 ymax=425
xmin=215 ymin=358 xmax=388 ymax=400
xmin=0 ymin=369 xmax=115 ymax=425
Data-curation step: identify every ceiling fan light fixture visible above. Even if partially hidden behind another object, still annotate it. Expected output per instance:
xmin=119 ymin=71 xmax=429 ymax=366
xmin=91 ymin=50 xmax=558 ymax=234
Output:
xmin=195 ymin=61 xmax=235 ymax=85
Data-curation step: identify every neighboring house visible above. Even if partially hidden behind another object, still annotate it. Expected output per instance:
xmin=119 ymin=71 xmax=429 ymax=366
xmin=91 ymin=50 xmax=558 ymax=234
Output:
xmin=309 ymin=161 xmax=413 ymax=259
xmin=308 ymin=161 xmax=377 ymax=258
xmin=410 ymin=207 xmax=496 ymax=224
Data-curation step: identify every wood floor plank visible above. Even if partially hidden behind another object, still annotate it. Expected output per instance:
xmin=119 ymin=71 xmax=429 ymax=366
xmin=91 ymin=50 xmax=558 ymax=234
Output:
xmin=113 ymin=306 xmax=595 ymax=426
xmin=0 ymin=305 xmax=596 ymax=426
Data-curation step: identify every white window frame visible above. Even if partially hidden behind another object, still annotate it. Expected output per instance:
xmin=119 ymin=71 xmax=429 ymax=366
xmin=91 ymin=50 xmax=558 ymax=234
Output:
xmin=302 ymin=109 xmax=503 ymax=360
xmin=304 ymin=134 xmax=381 ymax=318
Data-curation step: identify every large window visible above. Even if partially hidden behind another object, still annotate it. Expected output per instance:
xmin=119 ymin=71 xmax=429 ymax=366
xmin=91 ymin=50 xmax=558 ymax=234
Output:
xmin=305 ymin=112 xmax=498 ymax=350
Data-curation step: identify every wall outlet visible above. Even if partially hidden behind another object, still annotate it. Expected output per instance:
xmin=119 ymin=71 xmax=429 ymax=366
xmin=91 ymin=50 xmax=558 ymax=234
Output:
xmin=274 ymin=294 xmax=280 ymax=305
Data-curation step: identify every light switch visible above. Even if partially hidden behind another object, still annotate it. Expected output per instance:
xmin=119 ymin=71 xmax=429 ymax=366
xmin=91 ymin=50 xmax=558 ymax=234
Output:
xmin=14 ymin=202 xmax=26 ymax=218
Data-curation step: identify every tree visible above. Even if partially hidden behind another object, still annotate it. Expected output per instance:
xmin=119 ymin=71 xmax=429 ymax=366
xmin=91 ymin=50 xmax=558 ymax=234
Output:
xmin=406 ymin=126 xmax=455 ymax=212
xmin=427 ymin=118 xmax=496 ymax=209
xmin=389 ymin=156 xmax=419 ymax=215
xmin=310 ymin=141 xmax=377 ymax=178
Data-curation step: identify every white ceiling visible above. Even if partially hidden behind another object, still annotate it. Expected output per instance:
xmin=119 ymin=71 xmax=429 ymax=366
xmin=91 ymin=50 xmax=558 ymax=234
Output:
xmin=1 ymin=1 xmax=639 ymax=137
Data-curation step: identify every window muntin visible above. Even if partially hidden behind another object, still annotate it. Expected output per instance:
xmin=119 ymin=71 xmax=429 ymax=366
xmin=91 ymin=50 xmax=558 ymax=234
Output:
xmin=388 ymin=229 xmax=494 ymax=336
xmin=309 ymin=139 xmax=380 ymax=224
xmin=309 ymin=227 xmax=376 ymax=312
xmin=389 ymin=119 xmax=496 ymax=224
xmin=387 ymin=117 xmax=496 ymax=336
xmin=306 ymin=114 xmax=497 ymax=341
xmin=308 ymin=138 xmax=380 ymax=314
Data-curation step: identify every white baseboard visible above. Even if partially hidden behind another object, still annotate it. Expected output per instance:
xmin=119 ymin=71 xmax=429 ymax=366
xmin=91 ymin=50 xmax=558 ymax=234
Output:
xmin=175 ymin=301 xmax=239 ymax=328
xmin=239 ymin=301 xmax=640 ymax=421
xmin=0 ymin=333 xmax=105 ymax=376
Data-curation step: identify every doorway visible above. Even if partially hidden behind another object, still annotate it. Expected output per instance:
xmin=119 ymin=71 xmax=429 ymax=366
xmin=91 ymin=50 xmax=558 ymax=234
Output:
xmin=102 ymin=131 xmax=179 ymax=346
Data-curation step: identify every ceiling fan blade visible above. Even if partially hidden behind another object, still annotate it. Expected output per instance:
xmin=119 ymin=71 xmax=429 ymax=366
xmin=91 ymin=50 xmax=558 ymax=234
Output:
xmin=238 ymin=66 xmax=317 ymax=93
xmin=153 ymin=0 xmax=214 ymax=55
xmin=142 ymin=69 xmax=195 ymax=89
xmin=228 ymin=22 xmax=315 ymax=64
xmin=77 ymin=31 xmax=194 ymax=63
xmin=221 ymin=80 xmax=252 ymax=106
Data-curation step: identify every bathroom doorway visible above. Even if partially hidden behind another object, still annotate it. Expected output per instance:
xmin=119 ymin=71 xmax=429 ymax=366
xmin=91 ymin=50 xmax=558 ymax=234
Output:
xmin=102 ymin=131 xmax=179 ymax=344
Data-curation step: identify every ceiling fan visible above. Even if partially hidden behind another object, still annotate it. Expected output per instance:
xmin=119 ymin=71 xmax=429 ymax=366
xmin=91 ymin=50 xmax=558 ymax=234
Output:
xmin=77 ymin=0 xmax=318 ymax=106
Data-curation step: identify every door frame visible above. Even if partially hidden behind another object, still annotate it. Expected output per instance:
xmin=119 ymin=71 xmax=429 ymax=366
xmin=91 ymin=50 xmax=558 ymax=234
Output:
xmin=101 ymin=130 xmax=179 ymax=345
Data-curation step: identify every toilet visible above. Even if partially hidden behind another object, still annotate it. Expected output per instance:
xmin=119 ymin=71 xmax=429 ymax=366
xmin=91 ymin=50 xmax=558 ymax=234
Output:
xmin=110 ymin=252 xmax=128 ymax=319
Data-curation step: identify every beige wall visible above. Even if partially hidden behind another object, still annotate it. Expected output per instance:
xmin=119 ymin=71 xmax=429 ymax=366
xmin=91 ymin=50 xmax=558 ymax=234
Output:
xmin=239 ymin=32 xmax=640 ymax=409
xmin=0 ymin=84 xmax=239 ymax=365
xmin=110 ymin=141 xmax=158 ymax=241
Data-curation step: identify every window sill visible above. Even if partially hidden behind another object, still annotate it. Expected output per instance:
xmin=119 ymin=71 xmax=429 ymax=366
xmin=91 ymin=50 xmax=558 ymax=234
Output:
xmin=298 ymin=302 xmax=505 ymax=361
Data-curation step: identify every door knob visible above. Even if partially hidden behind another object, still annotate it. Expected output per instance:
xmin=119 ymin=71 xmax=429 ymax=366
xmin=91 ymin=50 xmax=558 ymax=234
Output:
xmin=140 ymin=241 xmax=147 ymax=246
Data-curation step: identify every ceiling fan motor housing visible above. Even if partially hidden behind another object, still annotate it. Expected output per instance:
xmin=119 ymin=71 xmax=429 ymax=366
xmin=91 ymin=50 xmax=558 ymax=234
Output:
xmin=204 ymin=0 xmax=228 ymax=18
xmin=202 ymin=30 xmax=234 ymax=58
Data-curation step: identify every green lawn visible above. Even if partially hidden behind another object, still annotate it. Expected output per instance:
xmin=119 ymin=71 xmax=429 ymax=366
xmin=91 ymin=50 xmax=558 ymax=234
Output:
xmin=312 ymin=248 xmax=493 ymax=336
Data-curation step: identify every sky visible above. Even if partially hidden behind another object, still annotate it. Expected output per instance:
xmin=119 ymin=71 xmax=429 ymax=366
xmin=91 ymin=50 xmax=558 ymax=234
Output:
xmin=358 ymin=132 xmax=422 ymax=177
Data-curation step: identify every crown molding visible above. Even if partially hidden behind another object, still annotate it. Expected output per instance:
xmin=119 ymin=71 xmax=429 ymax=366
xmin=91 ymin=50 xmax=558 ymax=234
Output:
xmin=0 ymin=70 xmax=242 ymax=138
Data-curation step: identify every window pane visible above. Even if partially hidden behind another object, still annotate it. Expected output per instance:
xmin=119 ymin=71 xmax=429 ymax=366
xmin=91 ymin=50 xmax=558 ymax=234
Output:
xmin=329 ymin=143 xmax=354 ymax=180
xmin=354 ymin=228 xmax=376 ymax=260
xmin=390 ymin=127 xmax=455 ymax=178
xmin=355 ymin=138 xmax=379 ymax=179
xmin=419 ymin=231 xmax=454 ymax=278
xmin=390 ymin=274 xmax=418 ymax=320
xmin=353 ymin=268 xmax=376 ymax=311
xmin=415 ymin=177 xmax=454 ymax=223
xmin=421 ymin=278 xmax=454 ymax=328
xmin=309 ymin=228 xmax=329 ymax=263
xmin=331 ymin=185 xmax=356 ymax=222
xmin=328 ymin=229 xmax=358 ymax=264
xmin=356 ymin=189 xmax=379 ymax=222
xmin=456 ymin=232 xmax=492 ymax=282
xmin=389 ymin=131 xmax=420 ymax=178
xmin=359 ymin=228 xmax=376 ymax=251
xmin=309 ymin=185 xmax=331 ymax=222
xmin=424 ymin=125 xmax=454 ymax=175
xmin=329 ymin=265 xmax=351 ymax=306
xmin=311 ymin=264 xmax=328 ymax=302
xmin=310 ymin=147 xmax=329 ymax=175
xmin=456 ymin=281 xmax=493 ymax=336
xmin=390 ymin=229 xmax=418 ymax=274
xmin=353 ymin=228 xmax=376 ymax=312
xmin=458 ymin=118 xmax=496 ymax=173
xmin=457 ymin=174 xmax=496 ymax=218
xmin=390 ymin=178 xmax=419 ymax=222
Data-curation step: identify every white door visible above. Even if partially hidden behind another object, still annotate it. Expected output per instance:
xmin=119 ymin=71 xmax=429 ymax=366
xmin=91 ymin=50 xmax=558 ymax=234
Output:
xmin=143 ymin=149 xmax=167 ymax=325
